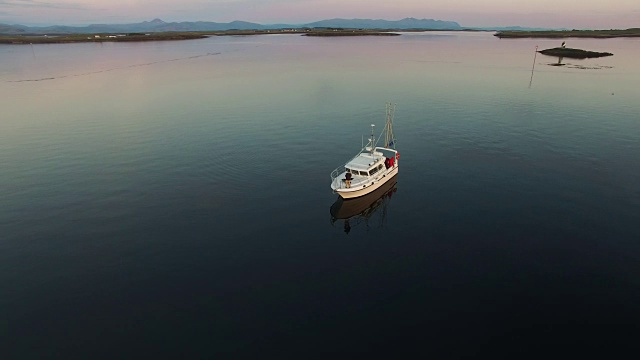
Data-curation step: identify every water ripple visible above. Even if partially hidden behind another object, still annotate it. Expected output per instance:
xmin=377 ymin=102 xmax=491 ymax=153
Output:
xmin=6 ymin=52 xmax=220 ymax=83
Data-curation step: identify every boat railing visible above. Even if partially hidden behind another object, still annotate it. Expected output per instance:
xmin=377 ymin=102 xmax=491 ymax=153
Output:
xmin=330 ymin=166 xmax=343 ymax=182
xmin=330 ymin=167 xmax=344 ymax=191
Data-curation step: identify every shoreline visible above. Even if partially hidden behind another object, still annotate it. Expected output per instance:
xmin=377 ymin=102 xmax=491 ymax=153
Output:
xmin=0 ymin=32 xmax=207 ymax=44
xmin=3 ymin=27 xmax=639 ymax=44
xmin=0 ymin=28 xmax=464 ymax=44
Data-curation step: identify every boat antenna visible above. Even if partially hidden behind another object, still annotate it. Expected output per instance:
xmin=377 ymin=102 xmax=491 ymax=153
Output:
xmin=370 ymin=124 xmax=375 ymax=155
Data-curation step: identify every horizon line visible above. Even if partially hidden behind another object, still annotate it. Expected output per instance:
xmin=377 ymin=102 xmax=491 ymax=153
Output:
xmin=2 ymin=17 xmax=620 ymax=30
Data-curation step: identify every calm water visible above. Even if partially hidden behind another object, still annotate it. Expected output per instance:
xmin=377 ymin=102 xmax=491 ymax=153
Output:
xmin=1 ymin=32 xmax=639 ymax=357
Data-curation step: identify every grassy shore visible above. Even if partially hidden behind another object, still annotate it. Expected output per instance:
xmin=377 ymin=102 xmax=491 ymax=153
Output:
xmin=0 ymin=32 xmax=208 ymax=44
xmin=495 ymin=28 xmax=640 ymax=39
xmin=0 ymin=28 xmax=406 ymax=44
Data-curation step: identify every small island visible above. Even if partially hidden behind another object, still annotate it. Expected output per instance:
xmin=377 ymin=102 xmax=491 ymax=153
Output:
xmin=495 ymin=28 xmax=640 ymax=38
xmin=538 ymin=46 xmax=613 ymax=59
xmin=303 ymin=29 xmax=400 ymax=37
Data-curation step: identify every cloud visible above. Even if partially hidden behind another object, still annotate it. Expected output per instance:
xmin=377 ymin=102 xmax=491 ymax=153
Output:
xmin=0 ymin=0 xmax=87 ymax=10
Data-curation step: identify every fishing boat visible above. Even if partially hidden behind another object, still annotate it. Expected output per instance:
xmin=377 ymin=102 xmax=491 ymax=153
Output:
xmin=330 ymin=103 xmax=399 ymax=199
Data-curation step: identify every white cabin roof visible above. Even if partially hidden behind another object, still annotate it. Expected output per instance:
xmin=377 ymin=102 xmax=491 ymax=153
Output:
xmin=346 ymin=152 xmax=384 ymax=171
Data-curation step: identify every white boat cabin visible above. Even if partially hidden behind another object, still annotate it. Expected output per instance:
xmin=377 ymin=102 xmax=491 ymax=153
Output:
xmin=336 ymin=147 xmax=397 ymax=190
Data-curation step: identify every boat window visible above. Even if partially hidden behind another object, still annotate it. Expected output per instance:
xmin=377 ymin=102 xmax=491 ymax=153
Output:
xmin=377 ymin=164 xmax=383 ymax=170
xmin=345 ymin=168 xmax=351 ymax=173
xmin=370 ymin=167 xmax=378 ymax=175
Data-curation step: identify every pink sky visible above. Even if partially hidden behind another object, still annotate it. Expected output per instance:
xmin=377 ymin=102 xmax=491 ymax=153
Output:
xmin=1 ymin=0 xmax=638 ymax=28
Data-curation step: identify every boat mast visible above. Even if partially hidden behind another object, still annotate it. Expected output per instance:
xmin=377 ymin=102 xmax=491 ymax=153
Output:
xmin=384 ymin=103 xmax=396 ymax=149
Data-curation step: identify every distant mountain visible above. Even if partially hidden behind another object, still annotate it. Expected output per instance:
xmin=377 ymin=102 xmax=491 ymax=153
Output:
xmin=0 ymin=18 xmax=272 ymax=34
xmin=0 ymin=17 xmax=461 ymax=35
xmin=468 ymin=26 xmax=565 ymax=31
xmin=306 ymin=17 xmax=461 ymax=30
xmin=0 ymin=23 xmax=28 ymax=34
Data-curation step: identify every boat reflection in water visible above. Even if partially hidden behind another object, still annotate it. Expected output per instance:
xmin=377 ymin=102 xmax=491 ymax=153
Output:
xmin=330 ymin=175 xmax=398 ymax=234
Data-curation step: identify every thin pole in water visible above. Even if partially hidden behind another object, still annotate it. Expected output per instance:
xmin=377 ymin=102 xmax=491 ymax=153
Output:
xmin=529 ymin=45 xmax=538 ymax=88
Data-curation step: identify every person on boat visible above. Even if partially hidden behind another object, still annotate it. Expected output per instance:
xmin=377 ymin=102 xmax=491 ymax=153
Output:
xmin=345 ymin=172 xmax=352 ymax=188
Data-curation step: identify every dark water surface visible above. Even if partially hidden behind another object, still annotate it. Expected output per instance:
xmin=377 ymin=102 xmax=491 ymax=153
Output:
xmin=2 ymin=33 xmax=639 ymax=357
